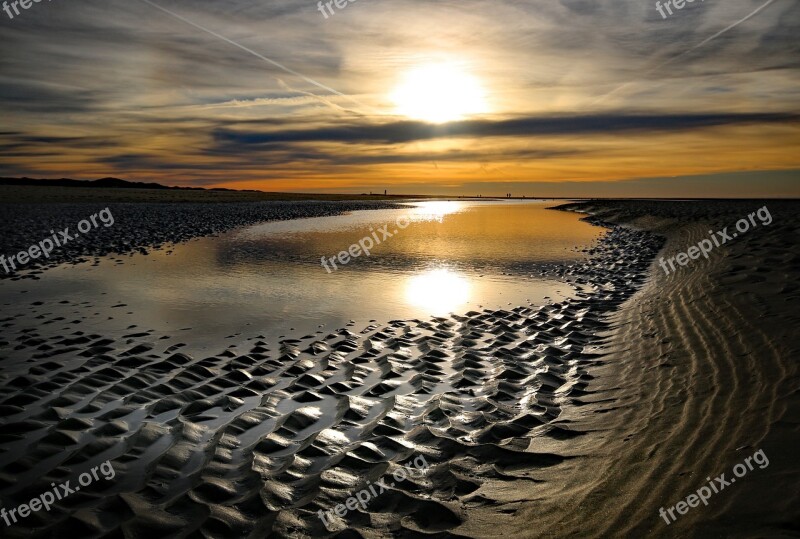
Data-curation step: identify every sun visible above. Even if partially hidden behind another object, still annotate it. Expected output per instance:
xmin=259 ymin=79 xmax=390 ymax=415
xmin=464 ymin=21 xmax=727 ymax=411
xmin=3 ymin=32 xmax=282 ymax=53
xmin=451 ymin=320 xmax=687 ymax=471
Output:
xmin=390 ymin=63 xmax=488 ymax=124
xmin=405 ymin=268 xmax=471 ymax=315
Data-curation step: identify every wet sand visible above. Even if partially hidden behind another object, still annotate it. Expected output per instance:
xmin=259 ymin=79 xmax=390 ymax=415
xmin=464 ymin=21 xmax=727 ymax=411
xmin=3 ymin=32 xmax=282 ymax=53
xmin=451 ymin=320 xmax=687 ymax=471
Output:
xmin=458 ymin=200 xmax=799 ymax=538
xmin=0 ymin=200 xmax=404 ymax=279
xmin=0 ymin=198 xmax=663 ymax=537
xmin=1 ymin=199 xmax=797 ymax=538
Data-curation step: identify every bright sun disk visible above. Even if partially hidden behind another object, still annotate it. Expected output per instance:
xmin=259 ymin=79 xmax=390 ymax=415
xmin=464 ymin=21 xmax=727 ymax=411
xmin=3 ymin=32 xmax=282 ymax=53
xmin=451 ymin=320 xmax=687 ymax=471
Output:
xmin=391 ymin=63 xmax=488 ymax=124
xmin=405 ymin=268 xmax=471 ymax=315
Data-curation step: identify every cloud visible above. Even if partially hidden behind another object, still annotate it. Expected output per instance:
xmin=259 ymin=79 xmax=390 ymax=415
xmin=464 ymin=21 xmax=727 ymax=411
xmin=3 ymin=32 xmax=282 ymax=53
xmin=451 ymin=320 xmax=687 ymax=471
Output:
xmin=0 ymin=0 xmax=797 ymax=194
xmin=212 ymin=112 xmax=799 ymax=147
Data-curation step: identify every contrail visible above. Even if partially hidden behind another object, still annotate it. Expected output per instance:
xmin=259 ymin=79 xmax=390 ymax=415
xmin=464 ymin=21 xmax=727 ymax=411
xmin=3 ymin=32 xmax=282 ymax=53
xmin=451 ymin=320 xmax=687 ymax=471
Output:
xmin=656 ymin=0 xmax=777 ymax=69
xmin=138 ymin=0 xmax=376 ymax=115
xmin=591 ymin=0 xmax=778 ymax=105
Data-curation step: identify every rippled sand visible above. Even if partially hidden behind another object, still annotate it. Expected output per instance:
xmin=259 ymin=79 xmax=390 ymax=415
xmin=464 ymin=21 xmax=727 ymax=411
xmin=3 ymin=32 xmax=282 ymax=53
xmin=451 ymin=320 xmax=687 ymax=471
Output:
xmin=3 ymin=200 xmax=794 ymax=538
xmin=459 ymin=200 xmax=800 ymax=538
xmin=0 ymin=202 xmax=666 ymax=537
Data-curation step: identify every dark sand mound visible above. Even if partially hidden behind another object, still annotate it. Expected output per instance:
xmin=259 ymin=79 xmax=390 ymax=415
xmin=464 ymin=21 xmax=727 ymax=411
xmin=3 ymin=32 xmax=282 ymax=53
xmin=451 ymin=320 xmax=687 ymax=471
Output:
xmin=458 ymin=200 xmax=799 ymax=538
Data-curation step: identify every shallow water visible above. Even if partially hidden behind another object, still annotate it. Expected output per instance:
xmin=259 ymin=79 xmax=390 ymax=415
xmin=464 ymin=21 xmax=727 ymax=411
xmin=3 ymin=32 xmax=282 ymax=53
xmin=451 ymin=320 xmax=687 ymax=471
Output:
xmin=0 ymin=200 xmax=601 ymax=352
xmin=0 ymin=200 xmax=648 ymax=539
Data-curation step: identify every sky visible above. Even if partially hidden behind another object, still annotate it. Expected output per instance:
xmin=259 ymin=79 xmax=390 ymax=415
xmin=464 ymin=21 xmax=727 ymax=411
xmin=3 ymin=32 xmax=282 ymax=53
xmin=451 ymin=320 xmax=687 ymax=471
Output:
xmin=0 ymin=0 xmax=798 ymax=197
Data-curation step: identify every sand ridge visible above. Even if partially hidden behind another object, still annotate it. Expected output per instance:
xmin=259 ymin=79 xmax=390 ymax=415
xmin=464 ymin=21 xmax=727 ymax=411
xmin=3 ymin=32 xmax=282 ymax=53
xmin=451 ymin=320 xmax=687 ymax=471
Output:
xmin=457 ymin=200 xmax=799 ymax=538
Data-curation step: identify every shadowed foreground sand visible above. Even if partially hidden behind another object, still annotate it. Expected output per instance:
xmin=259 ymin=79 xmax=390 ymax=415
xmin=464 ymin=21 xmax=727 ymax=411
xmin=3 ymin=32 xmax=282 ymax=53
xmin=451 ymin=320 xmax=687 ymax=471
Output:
xmin=0 ymin=201 xmax=661 ymax=537
xmin=458 ymin=200 xmax=799 ymax=538
xmin=0 ymin=200 xmax=797 ymax=538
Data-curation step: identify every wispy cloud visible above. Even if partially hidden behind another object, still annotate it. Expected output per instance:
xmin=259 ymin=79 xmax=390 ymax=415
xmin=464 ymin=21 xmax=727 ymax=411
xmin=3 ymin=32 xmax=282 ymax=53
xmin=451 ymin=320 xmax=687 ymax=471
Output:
xmin=0 ymin=0 xmax=797 ymax=195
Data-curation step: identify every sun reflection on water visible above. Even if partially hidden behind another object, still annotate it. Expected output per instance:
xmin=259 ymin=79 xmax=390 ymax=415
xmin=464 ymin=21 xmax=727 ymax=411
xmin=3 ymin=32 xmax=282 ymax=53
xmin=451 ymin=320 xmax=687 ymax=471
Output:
xmin=405 ymin=201 xmax=462 ymax=223
xmin=405 ymin=268 xmax=471 ymax=315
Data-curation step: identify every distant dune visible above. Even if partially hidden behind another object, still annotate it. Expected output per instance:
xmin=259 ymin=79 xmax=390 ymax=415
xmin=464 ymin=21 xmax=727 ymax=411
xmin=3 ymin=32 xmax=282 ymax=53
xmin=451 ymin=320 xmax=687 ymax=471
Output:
xmin=0 ymin=178 xmax=436 ymax=203
xmin=0 ymin=176 xmax=242 ymax=191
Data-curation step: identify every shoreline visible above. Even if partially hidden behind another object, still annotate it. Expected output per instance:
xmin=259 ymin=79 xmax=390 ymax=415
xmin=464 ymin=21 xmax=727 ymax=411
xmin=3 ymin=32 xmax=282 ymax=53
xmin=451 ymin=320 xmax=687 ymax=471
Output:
xmin=0 ymin=202 xmax=665 ymax=537
xmin=0 ymin=200 xmax=796 ymax=537
xmin=0 ymin=200 xmax=406 ymax=279
xmin=458 ymin=200 xmax=799 ymax=538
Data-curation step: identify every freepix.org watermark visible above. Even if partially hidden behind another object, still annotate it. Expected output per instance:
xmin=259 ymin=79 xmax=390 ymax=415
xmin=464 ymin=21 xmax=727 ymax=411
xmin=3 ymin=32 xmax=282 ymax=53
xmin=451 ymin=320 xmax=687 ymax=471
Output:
xmin=2 ymin=0 xmax=53 ymax=21
xmin=659 ymin=205 xmax=771 ymax=276
xmin=658 ymin=449 xmax=769 ymax=525
xmin=318 ymin=455 xmax=428 ymax=527
xmin=0 ymin=207 xmax=114 ymax=274
xmin=316 ymin=0 xmax=357 ymax=20
xmin=1 ymin=460 xmax=116 ymax=527
xmin=655 ymin=0 xmax=704 ymax=20
xmin=321 ymin=213 xmax=441 ymax=273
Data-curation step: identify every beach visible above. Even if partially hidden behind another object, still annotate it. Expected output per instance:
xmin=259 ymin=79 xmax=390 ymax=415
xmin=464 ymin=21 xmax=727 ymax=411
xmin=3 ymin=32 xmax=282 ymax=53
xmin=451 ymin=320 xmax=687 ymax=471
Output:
xmin=0 ymin=198 xmax=405 ymax=279
xmin=0 ymin=196 xmax=797 ymax=537
xmin=3 ymin=0 xmax=798 ymax=533
xmin=460 ymin=200 xmax=799 ymax=538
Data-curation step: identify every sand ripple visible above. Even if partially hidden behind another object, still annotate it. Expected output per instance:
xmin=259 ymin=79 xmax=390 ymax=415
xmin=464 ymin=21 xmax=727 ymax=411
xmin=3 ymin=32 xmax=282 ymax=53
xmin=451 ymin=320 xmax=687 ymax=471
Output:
xmin=0 ymin=216 xmax=664 ymax=537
